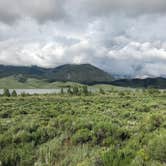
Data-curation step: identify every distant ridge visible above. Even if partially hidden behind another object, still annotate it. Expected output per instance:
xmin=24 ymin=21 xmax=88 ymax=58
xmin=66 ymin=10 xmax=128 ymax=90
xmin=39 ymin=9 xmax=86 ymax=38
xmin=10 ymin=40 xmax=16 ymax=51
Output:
xmin=111 ymin=77 xmax=166 ymax=89
xmin=0 ymin=64 xmax=166 ymax=88
xmin=0 ymin=64 xmax=113 ymax=84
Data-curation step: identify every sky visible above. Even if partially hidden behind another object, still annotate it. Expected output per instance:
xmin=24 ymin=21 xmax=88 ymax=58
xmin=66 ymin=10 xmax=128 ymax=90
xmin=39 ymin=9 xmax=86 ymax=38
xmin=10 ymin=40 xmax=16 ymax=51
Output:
xmin=0 ymin=0 xmax=166 ymax=78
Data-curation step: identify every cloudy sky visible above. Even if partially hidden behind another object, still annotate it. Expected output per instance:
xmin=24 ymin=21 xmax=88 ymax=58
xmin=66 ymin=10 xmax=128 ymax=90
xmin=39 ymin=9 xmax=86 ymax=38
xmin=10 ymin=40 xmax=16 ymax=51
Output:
xmin=0 ymin=0 xmax=166 ymax=78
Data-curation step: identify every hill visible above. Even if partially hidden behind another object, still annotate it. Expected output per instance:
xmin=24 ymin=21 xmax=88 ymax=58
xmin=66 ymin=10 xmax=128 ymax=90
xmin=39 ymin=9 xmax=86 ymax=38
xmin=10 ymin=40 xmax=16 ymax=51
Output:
xmin=0 ymin=64 xmax=112 ymax=84
xmin=0 ymin=64 xmax=166 ymax=89
xmin=0 ymin=76 xmax=84 ymax=89
xmin=47 ymin=64 xmax=112 ymax=84
xmin=111 ymin=77 xmax=166 ymax=89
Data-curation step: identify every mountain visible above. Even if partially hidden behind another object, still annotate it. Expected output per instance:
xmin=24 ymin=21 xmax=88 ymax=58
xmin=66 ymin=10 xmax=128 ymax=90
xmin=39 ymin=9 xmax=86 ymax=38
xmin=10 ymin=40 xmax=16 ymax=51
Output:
xmin=0 ymin=65 xmax=47 ymax=79
xmin=0 ymin=64 xmax=113 ymax=84
xmin=111 ymin=77 xmax=166 ymax=89
xmin=47 ymin=64 xmax=112 ymax=84
xmin=0 ymin=64 xmax=166 ymax=88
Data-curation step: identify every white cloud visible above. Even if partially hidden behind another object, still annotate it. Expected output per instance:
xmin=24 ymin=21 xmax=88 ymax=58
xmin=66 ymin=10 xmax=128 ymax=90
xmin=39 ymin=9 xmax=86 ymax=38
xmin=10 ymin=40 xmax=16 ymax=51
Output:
xmin=0 ymin=0 xmax=166 ymax=78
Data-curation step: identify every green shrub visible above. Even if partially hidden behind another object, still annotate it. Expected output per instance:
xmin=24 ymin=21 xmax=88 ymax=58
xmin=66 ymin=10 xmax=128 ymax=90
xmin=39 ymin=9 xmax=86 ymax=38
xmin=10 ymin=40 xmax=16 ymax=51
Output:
xmin=0 ymin=110 xmax=12 ymax=118
xmin=72 ymin=129 xmax=92 ymax=144
xmin=100 ymin=146 xmax=131 ymax=166
xmin=0 ymin=143 xmax=34 ymax=166
xmin=93 ymin=122 xmax=116 ymax=145
xmin=34 ymin=127 xmax=57 ymax=145
xmin=148 ymin=114 xmax=164 ymax=131
xmin=117 ymin=128 xmax=130 ymax=141
xmin=0 ymin=134 xmax=13 ymax=148
xmin=13 ymin=130 xmax=32 ymax=143
xmin=71 ymin=119 xmax=93 ymax=133
xmin=118 ymin=91 xmax=125 ymax=97
xmin=135 ymin=105 xmax=151 ymax=112
xmin=148 ymin=132 xmax=166 ymax=163
xmin=36 ymin=138 xmax=62 ymax=165
xmin=99 ymin=88 xmax=105 ymax=94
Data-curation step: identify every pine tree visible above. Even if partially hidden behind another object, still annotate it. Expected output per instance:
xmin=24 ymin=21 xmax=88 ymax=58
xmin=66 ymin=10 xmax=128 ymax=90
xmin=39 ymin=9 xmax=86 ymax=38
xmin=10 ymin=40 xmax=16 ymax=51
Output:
xmin=3 ymin=88 xmax=10 ymax=97
xmin=61 ymin=88 xmax=64 ymax=95
xmin=67 ymin=87 xmax=72 ymax=95
xmin=73 ymin=86 xmax=79 ymax=95
xmin=11 ymin=90 xmax=17 ymax=97
xmin=82 ymin=86 xmax=89 ymax=95
xmin=99 ymin=88 xmax=105 ymax=94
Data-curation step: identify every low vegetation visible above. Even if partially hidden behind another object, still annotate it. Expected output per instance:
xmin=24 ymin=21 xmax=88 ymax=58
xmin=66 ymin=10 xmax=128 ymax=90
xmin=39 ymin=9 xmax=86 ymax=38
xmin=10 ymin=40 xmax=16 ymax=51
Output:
xmin=0 ymin=88 xmax=166 ymax=166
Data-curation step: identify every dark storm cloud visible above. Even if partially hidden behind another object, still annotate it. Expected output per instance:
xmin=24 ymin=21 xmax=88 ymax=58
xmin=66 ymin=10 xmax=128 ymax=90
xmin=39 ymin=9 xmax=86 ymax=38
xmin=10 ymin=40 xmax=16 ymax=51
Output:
xmin=0 ymin=0 xmax=66 ymax=24
xmin=1 ymin=0 xmax=166 ymax=24
xmin=69 ymin=0 xmax=166 ymax=18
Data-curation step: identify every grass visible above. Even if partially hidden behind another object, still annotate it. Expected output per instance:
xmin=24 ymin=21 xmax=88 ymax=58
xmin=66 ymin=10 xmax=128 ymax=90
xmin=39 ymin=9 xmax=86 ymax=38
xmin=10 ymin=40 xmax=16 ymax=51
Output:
xmin=0 ymin=89 xmax=166 ymax=166
xmin=0 ymin=76 xmax=83 ymax=89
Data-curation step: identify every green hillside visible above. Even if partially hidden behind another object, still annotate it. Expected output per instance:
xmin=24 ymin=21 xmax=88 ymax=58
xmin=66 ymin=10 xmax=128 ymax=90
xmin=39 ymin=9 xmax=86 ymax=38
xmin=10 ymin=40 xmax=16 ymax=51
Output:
xmin=0 ymin=76 xmax=83 ymax=89
xmin=0 ymin=64 xmax=166 ymax=89
xmin=0 ymin=64 xmax=112 ymax=84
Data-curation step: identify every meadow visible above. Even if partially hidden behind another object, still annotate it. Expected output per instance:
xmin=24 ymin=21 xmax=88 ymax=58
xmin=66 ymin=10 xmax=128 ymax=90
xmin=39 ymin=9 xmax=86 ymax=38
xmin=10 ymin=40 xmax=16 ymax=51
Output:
xmin=0 ymin=88 xmax=166 ymax=166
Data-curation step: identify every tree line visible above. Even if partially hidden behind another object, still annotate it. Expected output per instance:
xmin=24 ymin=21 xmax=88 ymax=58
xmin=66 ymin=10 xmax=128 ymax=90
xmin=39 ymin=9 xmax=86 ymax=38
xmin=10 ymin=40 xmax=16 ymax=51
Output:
xmin=61 ymin=86 xmax=90 ymax=96
xmin=1 ymin=88 xmax=17 ymax=97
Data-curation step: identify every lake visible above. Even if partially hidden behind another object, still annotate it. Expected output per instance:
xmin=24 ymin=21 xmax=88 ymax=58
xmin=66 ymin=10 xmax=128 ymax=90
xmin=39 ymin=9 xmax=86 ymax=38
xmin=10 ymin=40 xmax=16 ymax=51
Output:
xmin=0 ymin=87 xmax=98 ymax=95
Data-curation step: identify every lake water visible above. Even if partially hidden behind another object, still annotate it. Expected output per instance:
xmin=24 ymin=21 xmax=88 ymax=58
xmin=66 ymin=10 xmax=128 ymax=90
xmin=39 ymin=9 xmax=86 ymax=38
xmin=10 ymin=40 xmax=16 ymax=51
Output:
xmin=0 ymin=89 xmax=61 ymax=95
xmin=0 ymin=87 xmax=98 ymax=95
